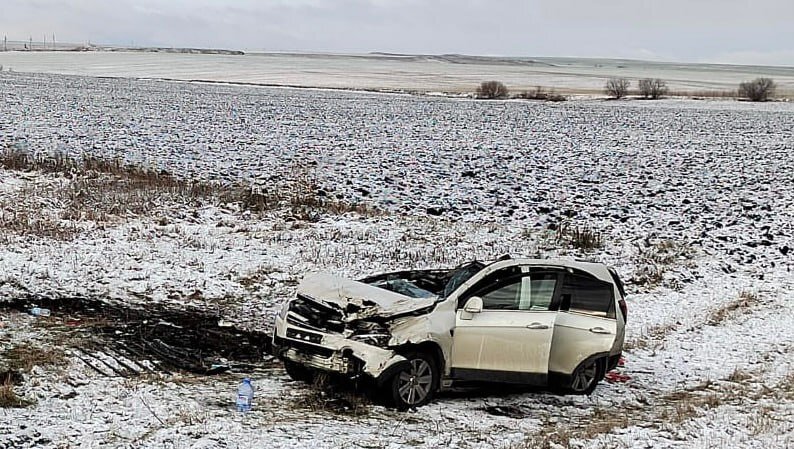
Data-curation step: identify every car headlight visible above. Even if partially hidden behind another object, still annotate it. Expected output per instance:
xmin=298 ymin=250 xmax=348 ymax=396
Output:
xmin=348 ymin=320 xmax=392 ymax=347
xmin=349 ymin=333 xmax=391 ymax=347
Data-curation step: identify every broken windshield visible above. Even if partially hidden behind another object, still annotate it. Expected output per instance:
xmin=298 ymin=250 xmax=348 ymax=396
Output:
xmin=443 ymin=261 xmax=485 ymax=298
xmin=368 ymin=278 xmax=435 ymax=298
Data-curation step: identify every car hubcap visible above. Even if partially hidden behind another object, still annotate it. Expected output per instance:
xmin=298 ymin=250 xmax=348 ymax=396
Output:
xmin=397 ymin=359 xmax=433 ymax=405
xmin=571 ymin=361 xmax=598 ymax=392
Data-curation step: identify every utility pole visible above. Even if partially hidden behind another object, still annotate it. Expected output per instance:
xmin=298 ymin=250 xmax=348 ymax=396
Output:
xmin=3 ymin=35 xmax=7 ymax=52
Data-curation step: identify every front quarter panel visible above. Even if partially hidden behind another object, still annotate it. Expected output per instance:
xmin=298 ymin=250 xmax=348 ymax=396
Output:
xmin=386 ymin=299 xmax=457 ymax=371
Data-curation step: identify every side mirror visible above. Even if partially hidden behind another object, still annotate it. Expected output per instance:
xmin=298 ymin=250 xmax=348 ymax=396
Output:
xmin=460 ymin=297 xmax=483 ymax=320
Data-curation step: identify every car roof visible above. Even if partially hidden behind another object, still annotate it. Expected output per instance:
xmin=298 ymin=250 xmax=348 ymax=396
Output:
xmin=482 ymin=258 xmax=614 ymax=284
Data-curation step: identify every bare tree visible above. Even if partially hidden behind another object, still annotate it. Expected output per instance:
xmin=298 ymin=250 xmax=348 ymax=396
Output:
xmin=605 ymin=78 xmax=630 ymax=99
xmin=476 ymin=81 xmax=509 ymax=99
xmin=638 ymin=78 xmax=668 ymax=99
xmin=738 ymin=78 xmax=776 ymax=102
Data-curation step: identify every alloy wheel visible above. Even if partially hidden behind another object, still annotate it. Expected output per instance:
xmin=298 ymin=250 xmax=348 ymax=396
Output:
xmin=397 ymin=359 xmax=434 ymax=405
xmin=570 ymin=360 xmax=598 ymax=392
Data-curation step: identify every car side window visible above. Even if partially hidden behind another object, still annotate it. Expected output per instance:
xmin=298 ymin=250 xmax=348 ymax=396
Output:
xmin=480 ymin=279 xmax=522 ymax=310
xmin=560 ymin=274 xmax=614 ymax=318
xmin=463 ymin=271 xmax=559 ymax=311
xmin=458 ymin=266 xmax=521 ymax=308
xmin=519 ymin=273 xmax=558 ymax=311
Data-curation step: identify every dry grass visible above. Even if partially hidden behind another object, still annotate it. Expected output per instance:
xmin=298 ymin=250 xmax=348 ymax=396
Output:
xmin=630 ymin=239 xmax=691 ymax=288
xmin=668 ymin=89 xmax=737 ymax=99
xmin=291 ymin=373 xmax=372 ymax=416
xmin=623 ymin=321 xmax=678 ymax=351
xmin=707 ymin=291 xmax=760 ymax=326
xmin=727 ymin=367 xmax=753 ymax=383
xmin=555 ymin=222 xmax=603 ymax=251
xmin=4 ymin=345 xmax=68 ymax=373
xmin=0 ymin=379 xmax=32 ymax=408
xmin=516 ymin=86 xmax=567 ymax=102
xmin=0 ymin=143 xmax=381 ymax=240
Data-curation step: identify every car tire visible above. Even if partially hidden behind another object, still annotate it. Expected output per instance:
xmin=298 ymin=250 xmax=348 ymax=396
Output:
xmin=386 ymin=351 xmax=439 ymax=410
xmin=283 ymin=359 xmax=315 ymax=383
xmin=567 ymin=357 xmax=605 ymax=395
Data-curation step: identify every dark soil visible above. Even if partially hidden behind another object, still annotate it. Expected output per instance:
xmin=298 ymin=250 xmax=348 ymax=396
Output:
xmin=1 ymin=295 xmax=273 ymax=375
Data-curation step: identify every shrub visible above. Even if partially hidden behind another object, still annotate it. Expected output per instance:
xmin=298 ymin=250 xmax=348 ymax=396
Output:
xmin=517 ymin=86 xmax=566 ymax=102
xmin=638 ymin=78 xmax=668 ymax=99
xmin=605 ymin=78 xmax=630 ymax=99
xmin=556 ymin=222 xmax=603 ymax=250
xmin=476 ymin=81 xmax=509 ymax=99
xmin=738 ymin=77 xmax=776 ymax=101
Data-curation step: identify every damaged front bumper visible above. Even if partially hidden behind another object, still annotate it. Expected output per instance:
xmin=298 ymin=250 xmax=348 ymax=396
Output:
xmin=272 ymin=308 xmax=407 ymax=383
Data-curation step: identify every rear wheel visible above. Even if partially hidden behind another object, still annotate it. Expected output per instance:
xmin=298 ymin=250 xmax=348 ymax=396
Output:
xmin=567 ymin=358 xmax=605 ymax=395
xmin=283 ymin=359 xmax=315 ymax=383
xmin=386 ymin=352 xmax=439 ymax=410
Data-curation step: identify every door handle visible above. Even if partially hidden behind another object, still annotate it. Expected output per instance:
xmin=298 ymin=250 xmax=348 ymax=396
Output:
xmin=526 ymin=323 xmax=549 ymax=330
xmin=589 ymin=327 xmax=612 ymax=334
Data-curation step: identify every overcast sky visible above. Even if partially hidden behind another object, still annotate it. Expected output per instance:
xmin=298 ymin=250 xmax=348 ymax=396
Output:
xmin=2 ymin=0 xmax=793 ymax=65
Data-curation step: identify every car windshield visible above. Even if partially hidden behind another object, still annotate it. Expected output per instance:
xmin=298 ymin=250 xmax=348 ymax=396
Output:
xmin=443 ymin=261 xmax=485 ymax=298
xmin=368 ymin=278 xmax=436 ymax=298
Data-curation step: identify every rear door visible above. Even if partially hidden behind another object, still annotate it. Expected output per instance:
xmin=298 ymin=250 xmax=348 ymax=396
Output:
xmin=450 ymin=268 xmax=560 ymax=385
xmin=549 ymin=273 xmax=617 ymax=376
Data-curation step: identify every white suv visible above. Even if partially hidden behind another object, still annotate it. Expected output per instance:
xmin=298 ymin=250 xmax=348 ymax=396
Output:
xmin=272 ymin=258 xmax=627 ymax=409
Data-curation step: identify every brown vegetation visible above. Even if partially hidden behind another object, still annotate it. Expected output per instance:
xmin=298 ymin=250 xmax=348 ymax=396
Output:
xmin=707 ymin=291 xmax=760 ymax=326
xmin=476 ymin=80 xmax=509 ymax=99
xmin=738 ymin=77 xmax=776 ymax=102
xmin=0 ymin=379 xmax=32 ymax=408
xmin=516 ymin=86 xmax=566 ymax=102
xmin=0 ymin=143 xmax=380 ymax=240
xmin=4 ymin=345 xmax=68 ymax=373
xmin=638 ymin=78 xmax=668 ymax=99
xmin=555 ymin=222 xmax=603 ymax=251
xmin=630 ymin=239 xmax=691 ymax=288
xmin=605 ymin=78 xmax=630 ymax=99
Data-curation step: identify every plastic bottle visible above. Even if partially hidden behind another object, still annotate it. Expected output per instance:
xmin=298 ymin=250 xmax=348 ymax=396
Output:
xmin=30 ymin=307 xmax=51 ymax=317
xmin=236 ymin=378 xmax=254 ymax=412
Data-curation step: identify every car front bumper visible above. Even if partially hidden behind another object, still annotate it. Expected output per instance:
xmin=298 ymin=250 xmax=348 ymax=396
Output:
xmin=272 ymin=313 xmax=406 ymax=380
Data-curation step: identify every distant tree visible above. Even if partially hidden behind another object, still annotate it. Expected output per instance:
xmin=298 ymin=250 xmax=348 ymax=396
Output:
xmin=738 ymin=77 xmax=776 ymax=102
xmin=605 ymin=78 xmax=630 ymax=99
xmin=476 ymin=81 xmax=509 ymax=99
xmin=638 ymin=78 xmax=668 ymax=99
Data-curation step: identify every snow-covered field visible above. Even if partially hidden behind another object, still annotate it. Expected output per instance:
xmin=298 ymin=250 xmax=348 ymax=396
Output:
xmin=1 ymin=51 xmax=793 ymax=96
xmin=1 ymin=71 xmax=793 ymax=448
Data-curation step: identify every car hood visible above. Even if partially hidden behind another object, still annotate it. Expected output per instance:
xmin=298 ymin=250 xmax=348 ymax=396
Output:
xmin=297 ymin=272 xmax=437 ymax=320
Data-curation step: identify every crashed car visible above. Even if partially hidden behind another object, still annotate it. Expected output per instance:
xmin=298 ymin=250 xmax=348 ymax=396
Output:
xmin=272 ymin=258 xmax=627 ymax=409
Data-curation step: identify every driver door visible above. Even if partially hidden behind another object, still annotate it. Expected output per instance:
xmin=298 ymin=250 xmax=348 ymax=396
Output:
xmin=450 ymin=270 xmax=560 ymax=385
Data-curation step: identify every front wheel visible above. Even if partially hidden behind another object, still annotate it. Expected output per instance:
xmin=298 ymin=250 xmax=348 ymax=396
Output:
xmin=386 ymin=352 xmax=439 ymax=410
xmin=283 ymin=359 xmax=315 ymax=384
xmin=567 ymin=358 xmax=605 ymax=395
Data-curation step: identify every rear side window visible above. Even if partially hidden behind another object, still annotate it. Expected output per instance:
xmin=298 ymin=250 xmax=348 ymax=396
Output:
xmin=560 ymin=274 xmax=614 ymax=318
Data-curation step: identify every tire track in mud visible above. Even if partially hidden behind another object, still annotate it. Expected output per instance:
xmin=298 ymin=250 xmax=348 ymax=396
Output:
xmin=1 ymin=295 xmax=274 ymax=375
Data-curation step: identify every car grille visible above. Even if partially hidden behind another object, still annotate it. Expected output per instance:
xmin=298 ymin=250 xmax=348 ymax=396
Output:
xmin=286 ymin=328 xmax=323 ymax=344
xmin=287 ymin=295 xmax=345 ymax=333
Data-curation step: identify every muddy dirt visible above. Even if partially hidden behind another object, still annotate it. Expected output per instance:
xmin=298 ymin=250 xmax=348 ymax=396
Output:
xmin=1 ymin=295 xmax=273 ymax=375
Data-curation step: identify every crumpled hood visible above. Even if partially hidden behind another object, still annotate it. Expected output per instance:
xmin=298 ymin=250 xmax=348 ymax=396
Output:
xmin=297 ymin=272 xmax=437 ymax=319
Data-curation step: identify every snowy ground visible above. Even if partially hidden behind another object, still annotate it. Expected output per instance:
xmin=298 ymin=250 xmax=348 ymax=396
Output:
xmin=1 ymin=71 xmax=793 ymax=448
